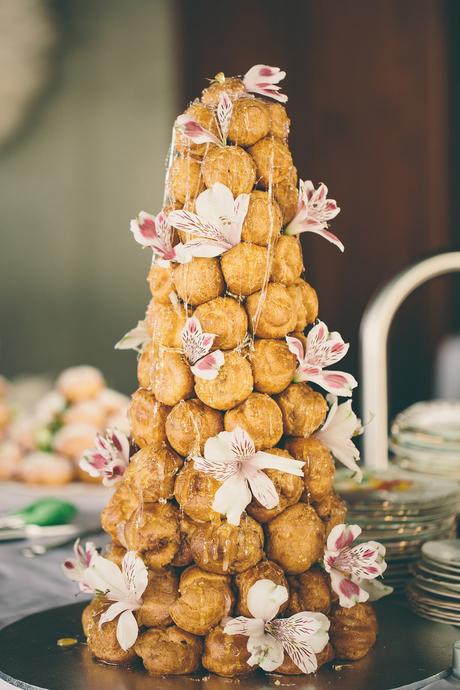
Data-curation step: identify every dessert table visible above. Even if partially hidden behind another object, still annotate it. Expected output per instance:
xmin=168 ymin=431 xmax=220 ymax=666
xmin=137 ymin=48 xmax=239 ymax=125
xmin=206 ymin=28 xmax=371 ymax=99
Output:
xmin=0 ymin=482 xmax=108 ymax=629
xmin=0 ymin=598 xmax=459 ymax=690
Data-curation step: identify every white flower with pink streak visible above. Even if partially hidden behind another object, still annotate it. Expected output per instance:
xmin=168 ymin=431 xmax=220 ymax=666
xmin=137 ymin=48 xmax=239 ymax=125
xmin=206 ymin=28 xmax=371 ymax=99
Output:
xmin=314 ymin=395 xmax=363 ymax=481
xmin=323 ymin=524 xmax=387 ymax=608
xmin=193 ymin=426 xmax=304 ymax=526
xmin=285 ymin=180 xmax=343 ymax=251
xmin=175 ymin=92 xmax=233 ymax=147
xmin=224 ymin=579 xmax=329 ymax=673
xmin=243 ymin=65 xmax=288 ymax=103
xmin=79 ymin=429 xmax=130 ymax=486
xmin=168 ymin=182 xmax=250 ymax=260
xmin=114 ymin=319 xmax=149 ymax=352
xmin=181 ymin=316 xmax=224 ymax=380
xmin=82 ymin=550 xmax=148 ymax=650
xmin=286 ymin=322 xmax=357 ymax=397
xmin=62 ymin=539 xmax=98 ymax=593
xmin=129 ymin=210 xmax=190 ymax=265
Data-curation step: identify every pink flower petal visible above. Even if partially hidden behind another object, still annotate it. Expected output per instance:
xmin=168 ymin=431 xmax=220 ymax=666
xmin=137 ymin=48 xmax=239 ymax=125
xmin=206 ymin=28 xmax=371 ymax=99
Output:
xmin=243 ymin=64 xmax=288 ymax=103
xmin=175 ymin=114 xmax=221 ymax=146
xmin=191 ymin=350 xmax=225 ymax=380
xmin=285 ymin=335 xmax=305 ymax=363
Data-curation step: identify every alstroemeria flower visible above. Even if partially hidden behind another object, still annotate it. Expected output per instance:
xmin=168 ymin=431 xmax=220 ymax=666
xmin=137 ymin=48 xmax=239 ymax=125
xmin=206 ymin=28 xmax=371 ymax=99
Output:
xmin=114 ymin=319 xmax=149 ymax=352
xmin=285 ymin=180 xmax=343 ymax=251
xmin=243 ymin=65 xmax=288 ymax=103
xmin=286 ymin=322 xmax=357 ymax=397
xmin=224 ymin=579 xmax=329 ymax=673
xmin=181 ymin=316 xmax=224 ymax=380
xmin=62 ymin=539 xmax=98 ymax=593
xmin=193 ymin=427 xmax=304 ymax=525
xmin=360 ymin=578 xmax=393 ymax=602
xmin=130 ymin=210 xmax=190 ymax=265
xmin=84 ymin=551 xmax=148 ymax=651
xmin=175 ymin=92 xmax=233 ymax=147
xmin=314 ymin=395 xmax=363 ymax=481
xmin=79 ymin=429 xmax=130 ymax=486
xmin=323 ymin=524 xmax=387 ymax=609
xmin=168 ymin=182 xmax=250 ymax=259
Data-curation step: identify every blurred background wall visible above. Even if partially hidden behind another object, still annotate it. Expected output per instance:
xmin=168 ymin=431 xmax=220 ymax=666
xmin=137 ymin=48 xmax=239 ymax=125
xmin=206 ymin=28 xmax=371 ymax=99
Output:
xmin=0 ymin=0 xmax=459 ymax=419
xmin=0 ymin=0 xmax=176 ymax=392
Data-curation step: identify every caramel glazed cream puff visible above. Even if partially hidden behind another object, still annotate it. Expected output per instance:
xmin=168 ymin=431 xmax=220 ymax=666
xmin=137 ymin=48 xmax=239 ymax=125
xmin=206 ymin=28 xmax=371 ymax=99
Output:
xmin=81 ymin=67 xmax=377 ymax=680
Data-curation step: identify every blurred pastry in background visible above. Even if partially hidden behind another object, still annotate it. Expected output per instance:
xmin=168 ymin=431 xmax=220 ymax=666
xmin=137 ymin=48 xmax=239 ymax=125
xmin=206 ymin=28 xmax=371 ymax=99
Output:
xmin=0 ymin=365 xmax=129 ymax=484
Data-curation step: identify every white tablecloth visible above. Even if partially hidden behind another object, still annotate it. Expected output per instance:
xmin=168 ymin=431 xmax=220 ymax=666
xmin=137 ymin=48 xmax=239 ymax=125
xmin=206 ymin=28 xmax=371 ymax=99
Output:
xmin=0 ymin=482 xmax=109 ymax=629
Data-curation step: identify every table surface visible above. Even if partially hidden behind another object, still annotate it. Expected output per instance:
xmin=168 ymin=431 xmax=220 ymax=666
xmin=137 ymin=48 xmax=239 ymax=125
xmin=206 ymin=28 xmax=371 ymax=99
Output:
xmin=2 ymin=484 xmax=460 ymax=690
xmin=0 ymin=482 xmax=109 ymax=630
xmin=0 ymin=599 xmax=459 ymax=690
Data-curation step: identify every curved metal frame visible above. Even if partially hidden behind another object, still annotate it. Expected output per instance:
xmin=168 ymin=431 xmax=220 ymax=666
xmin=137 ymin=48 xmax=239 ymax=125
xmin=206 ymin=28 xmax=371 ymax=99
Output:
xmin=359 ymin=251 xmax=460 ymax=471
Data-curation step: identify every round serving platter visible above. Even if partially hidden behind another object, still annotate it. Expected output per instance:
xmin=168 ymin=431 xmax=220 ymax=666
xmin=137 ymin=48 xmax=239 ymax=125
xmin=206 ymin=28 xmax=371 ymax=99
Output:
xmin=0 ymin=600 xmax=460 ymax=690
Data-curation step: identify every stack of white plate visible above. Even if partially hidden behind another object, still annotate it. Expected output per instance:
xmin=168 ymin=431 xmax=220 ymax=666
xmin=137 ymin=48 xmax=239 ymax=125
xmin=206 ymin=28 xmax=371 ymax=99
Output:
xmin=391 ymin=401 xmax=460 ymax=478
xmin=407 ymin=539 xmax=460 ymax=624
xmin=335 ymin=468 xmax=459 ymax=592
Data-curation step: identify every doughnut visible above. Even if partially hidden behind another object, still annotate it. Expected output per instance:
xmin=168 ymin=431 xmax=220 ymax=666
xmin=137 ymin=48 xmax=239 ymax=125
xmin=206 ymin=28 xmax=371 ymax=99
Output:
xmin=265 ymin=503 xmax=325 ymax=574
xmin=100 ymin=481 xmax=138 ymax=543
xmin=274 ymin=166 xmax=299 ymax=224
xmin=323 ymin=492 xmax=348 ymax=537
xmin=127 ymin=388 xmax=170 ymax=448
xmin=136 ymin=568 xmax=179 ymax=628
xmin=223 ymin=392 xmax=283 ymax=449
xmin=194 ymin=296 xmax=248 ymax=349
xmin=146 ymin=299 xmax=188 ymax=347
xmin=123 ymin=442 xmax=183 ymax=503
xmin=235 ymin=559 xmax=288 ymax=617
xmin=277 ymin=643 xmax=334 ymax=674
xmin=202 ymin=145 xmax=256 ymax=196
xmin=220 ymin=242 xmax=269 ymax=296
xmin=165 ymin=398 xmax=223 ymax=456
xmin=168 ymin=155 xmax=205 ymax=205
xmin=245 ymin=282 xmax=296 ymax=338
xmin=202 ymin=624 xmax=253 ymax=677
xmin=175 ymin=102 xmax=220 ymax=157
xmin=174 ymin=460 xmax=221 ymax=523
xmin=172 ymin=514 xmax=199 ymax=567
xmin=287 ymin=567 xmax=332 ymax=616
xmin=84 ymin=598 xmax=136 ymax=665
xmin=194 ymin=350 xmax=253 ymax=410
xmin=287 ymin=279 xmax=319 ymax=331
xmin=248 ymin=135 xmax=293 ymax=187
xmin=248 ymin=338 xmax=296 ymax=394
xmin=173 ymin=257 xmax=225 ymax=306
xmin=268 ymin=102 xmax=290 ymax=140
xmin=228 ymin=97 xmax=270 ymax=147
xmin=285 ymin=437 xmax=335 ymax=503
xmin=124 ymin=502 xmax=180 ymax=570
xmin=62 ymin=401 xmax=106 ymax=429
xmin=270 ymin=235 xmax=303 ymax=285
xmin=0 ymin=441 xmax=21 ymax=480
xmin=16 ymin=451 xmax=74 ymax=485
xmin=201 ymin=75 xmax=246 ymax=106
xmin=246 ymin=447 xmax=303 ymax=522
xmin=190 ymin=515 xmax=264 ymax=574
xmin=52 ymin=424 xmax=98 ymax=462
xmin=276 ymin=383 xmax=328 ymax=437
xmin=330 ymin=603 xmax=378 ymax=661
xmin=169 ymin=566 xmax=233 ymax=635
xmin=56 ymin=366 xmax=105 ymax=403
xmin=134 ymin=626 xmax=202 ymax=675
xmin=151 ymin=350 xmax=195 ymax=407
xmin=240 ymin=190 xmax=282 ymax=246
xmin=147 ymin=263 xmax=175 ymax=304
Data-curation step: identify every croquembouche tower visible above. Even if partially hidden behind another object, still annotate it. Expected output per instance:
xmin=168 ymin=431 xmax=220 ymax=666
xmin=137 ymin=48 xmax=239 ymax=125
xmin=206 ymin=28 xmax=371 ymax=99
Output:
xmin=68 ymin=65 xmax=389 ymax=678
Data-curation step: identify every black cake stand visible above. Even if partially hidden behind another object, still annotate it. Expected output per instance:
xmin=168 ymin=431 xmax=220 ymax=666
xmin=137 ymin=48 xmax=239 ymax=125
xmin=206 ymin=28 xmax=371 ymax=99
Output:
xmin=0 ymin=599 xmax=459 ymax=690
